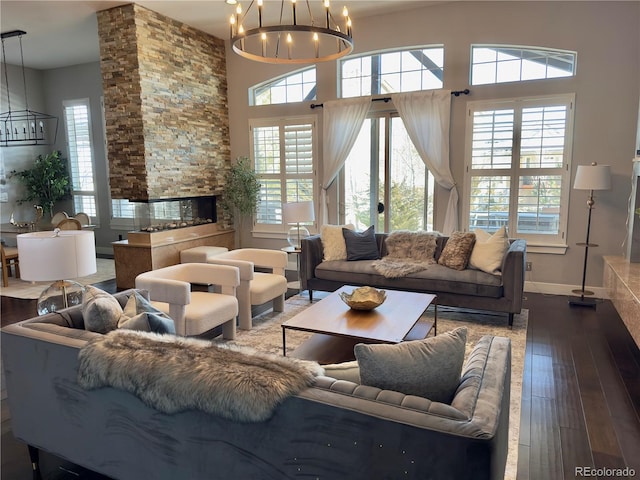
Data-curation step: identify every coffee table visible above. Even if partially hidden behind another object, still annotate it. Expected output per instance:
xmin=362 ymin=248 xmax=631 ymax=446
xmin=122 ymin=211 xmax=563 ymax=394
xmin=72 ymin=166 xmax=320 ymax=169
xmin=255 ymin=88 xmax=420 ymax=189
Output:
xmin=282 ymin=285 xmax=437 ymax=364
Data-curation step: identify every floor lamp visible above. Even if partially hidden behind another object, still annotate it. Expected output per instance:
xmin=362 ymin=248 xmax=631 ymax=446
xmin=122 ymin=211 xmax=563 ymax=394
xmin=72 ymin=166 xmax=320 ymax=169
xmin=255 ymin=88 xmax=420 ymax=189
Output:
xmin=17 ymin=229 xmax=97 ymax=314
xmin=283 ymin=201 xmax=315 ymax=249
xmin=569 ymin=162 xmax=611 ymax=308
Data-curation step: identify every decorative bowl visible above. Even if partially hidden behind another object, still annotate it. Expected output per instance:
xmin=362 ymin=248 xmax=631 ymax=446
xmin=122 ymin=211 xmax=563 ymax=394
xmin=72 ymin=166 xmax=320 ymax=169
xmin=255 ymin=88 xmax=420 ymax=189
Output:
xmin=339 ymin=286 xmax=387 ymax=311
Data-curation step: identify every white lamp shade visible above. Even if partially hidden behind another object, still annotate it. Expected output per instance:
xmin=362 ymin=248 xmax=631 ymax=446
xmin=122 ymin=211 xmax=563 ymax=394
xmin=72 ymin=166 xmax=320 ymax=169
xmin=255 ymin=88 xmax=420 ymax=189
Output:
xmin=283 ymin=201 xmax=315 ymax=224
xmin=17 ymin=230 xmax=97 ymax=282
xmin=573 ymin=164 xmax=612 ymax=190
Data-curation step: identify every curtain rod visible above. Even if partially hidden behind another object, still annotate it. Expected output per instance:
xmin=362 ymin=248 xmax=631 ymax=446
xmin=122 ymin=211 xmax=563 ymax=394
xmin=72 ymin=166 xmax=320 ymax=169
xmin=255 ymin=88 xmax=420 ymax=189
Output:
xmin=309 ymin=89 xmax=470 ymax=109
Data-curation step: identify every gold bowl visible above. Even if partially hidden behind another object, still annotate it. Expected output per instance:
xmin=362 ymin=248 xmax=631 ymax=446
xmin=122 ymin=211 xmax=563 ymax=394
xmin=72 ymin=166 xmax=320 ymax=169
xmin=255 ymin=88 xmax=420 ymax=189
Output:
xmin=339 ymin=286 xmax=387 ymax=311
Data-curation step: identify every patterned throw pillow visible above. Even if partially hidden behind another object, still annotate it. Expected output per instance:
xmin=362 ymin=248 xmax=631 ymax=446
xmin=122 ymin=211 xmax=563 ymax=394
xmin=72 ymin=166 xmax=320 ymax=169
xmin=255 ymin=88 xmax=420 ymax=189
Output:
xmin=437 ymin=232 xmax=476 ymax=271
xmin=355 ymin=327 xmax=467 ymax=404
xmin=118 ymin=291 xmax=176 ymax=334
xmin=321 ymin=224 xmax=355 ymax=261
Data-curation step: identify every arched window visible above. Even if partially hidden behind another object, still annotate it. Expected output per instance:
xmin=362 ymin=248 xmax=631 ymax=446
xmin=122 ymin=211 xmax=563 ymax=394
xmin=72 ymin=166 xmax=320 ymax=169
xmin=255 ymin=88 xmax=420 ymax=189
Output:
xmin=250 ymin=67 xmax=316 ymax=106
xmin=340 ymin=46 xmax=444 ymax=98
xmin=471 ymin=45 xmax=576 ymax=85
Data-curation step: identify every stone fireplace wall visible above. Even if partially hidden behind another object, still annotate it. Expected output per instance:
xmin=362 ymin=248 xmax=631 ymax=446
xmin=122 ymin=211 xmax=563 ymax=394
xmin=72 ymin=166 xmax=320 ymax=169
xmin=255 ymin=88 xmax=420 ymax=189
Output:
xmin=97 ymin=4 xmax=229 ymax=202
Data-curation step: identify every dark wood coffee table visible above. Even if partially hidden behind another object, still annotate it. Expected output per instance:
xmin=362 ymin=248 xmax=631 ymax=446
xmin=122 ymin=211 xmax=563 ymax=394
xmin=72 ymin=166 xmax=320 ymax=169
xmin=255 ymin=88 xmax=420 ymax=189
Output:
xmin=282 ymin=285 xmax=437 ymax=364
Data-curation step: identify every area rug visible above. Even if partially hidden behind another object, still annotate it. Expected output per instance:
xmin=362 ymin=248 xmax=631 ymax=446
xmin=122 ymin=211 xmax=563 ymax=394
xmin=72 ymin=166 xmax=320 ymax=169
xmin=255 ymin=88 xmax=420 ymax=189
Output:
xmin=214 ymin=293 xmax=527 ymax=480
xmin=0 ymin=258 xmax=115 ymax=299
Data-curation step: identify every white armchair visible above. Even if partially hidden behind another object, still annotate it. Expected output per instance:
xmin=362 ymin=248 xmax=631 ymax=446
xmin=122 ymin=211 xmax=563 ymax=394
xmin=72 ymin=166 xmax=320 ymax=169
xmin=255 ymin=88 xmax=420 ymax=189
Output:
xmin=199 ymin=248 xmax=288 ymax=330
xmin=135 ymin=263 xmax=240 ymax=338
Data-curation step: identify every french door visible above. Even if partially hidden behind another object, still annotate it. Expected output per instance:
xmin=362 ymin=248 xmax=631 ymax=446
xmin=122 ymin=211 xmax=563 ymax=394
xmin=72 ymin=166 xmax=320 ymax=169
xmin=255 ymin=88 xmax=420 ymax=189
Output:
xmin=343 ymin=113 xmax=434 ymax=232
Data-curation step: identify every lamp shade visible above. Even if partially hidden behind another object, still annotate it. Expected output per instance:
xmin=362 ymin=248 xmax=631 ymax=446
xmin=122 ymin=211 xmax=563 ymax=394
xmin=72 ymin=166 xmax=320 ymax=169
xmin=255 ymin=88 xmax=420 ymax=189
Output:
xmin=573 ymin=164 xmax=612 ymax=191
xmin=283 ymin=201 xmax=315 ymax=224
xmin=18 ymin=230 xmax=97 ymax=282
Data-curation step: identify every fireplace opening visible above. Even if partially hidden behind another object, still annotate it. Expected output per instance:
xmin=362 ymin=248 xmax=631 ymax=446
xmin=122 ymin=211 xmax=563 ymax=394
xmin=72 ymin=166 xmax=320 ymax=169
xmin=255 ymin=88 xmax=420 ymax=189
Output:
xmin=131 ymin=196 xmax=217 ymax=233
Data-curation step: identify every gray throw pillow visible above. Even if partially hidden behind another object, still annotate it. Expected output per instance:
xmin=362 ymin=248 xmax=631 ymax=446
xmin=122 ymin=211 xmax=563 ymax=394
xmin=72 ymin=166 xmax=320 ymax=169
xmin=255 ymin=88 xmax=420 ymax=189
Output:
xmin=117 ymin=290 xmax=176 ymax=334
xmin=354 ymin=327 xmax=467 ymax=403
xmin=82 ymin=285 xmax=125 ymax=334
xmin=343 ymin=225 xmax=379 ymax=261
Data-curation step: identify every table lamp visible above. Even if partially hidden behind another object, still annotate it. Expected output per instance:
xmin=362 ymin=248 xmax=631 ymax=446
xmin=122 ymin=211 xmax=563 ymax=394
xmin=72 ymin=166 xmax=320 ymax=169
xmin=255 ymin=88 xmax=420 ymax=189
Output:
xmin=17 ymin=229 xmax=97 ymax=314
xmin=570 ymin=162 xmax=611 ymax=308
xmin=283 ymin=201 xmax=315 ymax=249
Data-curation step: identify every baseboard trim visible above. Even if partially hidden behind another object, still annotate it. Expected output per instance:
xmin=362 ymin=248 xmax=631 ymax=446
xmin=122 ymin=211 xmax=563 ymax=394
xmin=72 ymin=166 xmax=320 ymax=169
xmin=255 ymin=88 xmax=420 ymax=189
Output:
xmin=524 ymin=281 xmax=609 ymax=299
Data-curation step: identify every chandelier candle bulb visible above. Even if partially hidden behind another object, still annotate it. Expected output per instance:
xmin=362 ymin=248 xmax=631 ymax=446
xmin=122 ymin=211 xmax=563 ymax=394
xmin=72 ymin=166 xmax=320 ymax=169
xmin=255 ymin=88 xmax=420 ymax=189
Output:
xmin=313 ymin=32 xmax=319 ymax=57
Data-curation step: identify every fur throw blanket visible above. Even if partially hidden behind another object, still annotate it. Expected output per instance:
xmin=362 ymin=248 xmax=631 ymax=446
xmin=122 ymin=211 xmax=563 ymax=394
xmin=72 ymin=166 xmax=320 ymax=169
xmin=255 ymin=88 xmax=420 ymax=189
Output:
xmin=77 ymin=329 xmax=324 ymax=422
xmin=372 ymin=230 xmax=439 ymax=278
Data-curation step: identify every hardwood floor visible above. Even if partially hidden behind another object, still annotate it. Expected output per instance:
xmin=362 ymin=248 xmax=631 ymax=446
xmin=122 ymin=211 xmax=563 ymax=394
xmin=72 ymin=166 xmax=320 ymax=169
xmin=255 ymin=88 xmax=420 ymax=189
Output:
xmin=2 ymin=285 xmax=639 ymax=479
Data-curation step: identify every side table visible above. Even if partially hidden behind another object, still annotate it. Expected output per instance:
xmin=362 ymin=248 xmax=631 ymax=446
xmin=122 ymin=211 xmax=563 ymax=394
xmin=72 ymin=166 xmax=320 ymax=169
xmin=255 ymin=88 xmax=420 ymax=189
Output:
xmin=281 ymin=246 xmax=302 ymax=291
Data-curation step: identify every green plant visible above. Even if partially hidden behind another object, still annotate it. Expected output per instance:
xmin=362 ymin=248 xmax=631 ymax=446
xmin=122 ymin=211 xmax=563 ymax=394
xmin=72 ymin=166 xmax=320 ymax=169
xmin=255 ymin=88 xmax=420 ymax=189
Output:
xmin=220 ymin=156 xmax=261 ymax=217
xmin=10 ymin=150 xmax=71 ymax=216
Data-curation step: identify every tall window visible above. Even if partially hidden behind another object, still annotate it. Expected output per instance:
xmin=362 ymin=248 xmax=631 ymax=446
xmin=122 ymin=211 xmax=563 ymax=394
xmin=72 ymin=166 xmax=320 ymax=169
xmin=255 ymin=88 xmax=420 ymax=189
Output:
xmin=343 ymin=113 xmax=434 ymax=232
xmin=251 ymin=67 xmax=316 ymax=106
xmin=63 ymin=98 xmax=97 ymax=219
xmin=463 ymin=94 xmax=575 ymax=251
xmin=471 ymin=45 xmax=576 ymax=85
xmin=340 ymin=46 xmax=444 ymax=98
xmin=250 ymin=117 xmax=316 ymax=234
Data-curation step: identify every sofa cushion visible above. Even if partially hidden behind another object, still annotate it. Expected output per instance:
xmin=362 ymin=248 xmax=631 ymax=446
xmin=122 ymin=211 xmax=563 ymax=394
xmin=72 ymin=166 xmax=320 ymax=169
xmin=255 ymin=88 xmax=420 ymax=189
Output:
xmin=354 ymin=327 xmax=467 ymax=403
xmin=469 ymin=226 xmax=510 ymax=275
xmin=438 ymin=232 xmax=476 ymax=271
xmin=321 ymin=224 xmax=355 ymax=261
xmin=83 ymin=285 xmax=125 ymax=334
xmin=343 ymin=225 xmax=379 ymax=261
xmin=322 ymin=360 xmax=361 ymax=383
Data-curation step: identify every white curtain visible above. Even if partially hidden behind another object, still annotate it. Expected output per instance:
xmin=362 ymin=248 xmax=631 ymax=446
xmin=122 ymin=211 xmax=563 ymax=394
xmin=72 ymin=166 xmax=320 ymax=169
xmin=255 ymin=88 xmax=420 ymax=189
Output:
xmin=321 ymin=96 xmax=371 ymax=224
xmin=391 ymin=90 xmax=458 ymax=234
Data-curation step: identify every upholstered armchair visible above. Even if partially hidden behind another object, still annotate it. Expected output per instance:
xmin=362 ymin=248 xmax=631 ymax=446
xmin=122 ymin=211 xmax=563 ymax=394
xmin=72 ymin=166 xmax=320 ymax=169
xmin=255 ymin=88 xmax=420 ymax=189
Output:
xmin=200 ymin=248 xmax=288 ymax=330
xmin=135 ymin=263 xmax=240 ymax=338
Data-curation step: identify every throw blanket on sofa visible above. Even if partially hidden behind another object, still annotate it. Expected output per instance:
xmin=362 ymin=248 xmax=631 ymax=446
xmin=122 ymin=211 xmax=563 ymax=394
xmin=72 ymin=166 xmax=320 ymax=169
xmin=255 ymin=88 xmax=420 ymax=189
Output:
xmin=77 ymin=329 xmax=324 ymax=422
xmin=372 ymin=230 xmax=439 ymax=278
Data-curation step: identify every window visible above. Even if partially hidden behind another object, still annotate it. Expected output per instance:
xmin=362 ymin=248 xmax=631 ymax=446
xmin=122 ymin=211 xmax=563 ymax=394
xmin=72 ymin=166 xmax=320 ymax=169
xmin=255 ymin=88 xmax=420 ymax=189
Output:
xmin=63 ymin=99 xmax=97 ymax=220
xmin=251 ymin=67 xmax=316 ymax=106
xmin=463 ymin=94 xmax=575 ymax=252
xmin=343 ymin=114 xmax=434 ymax=232
xmin=471 ymin=45 xmax=576 ymax=86
xmin=250 ymin=117 xmax=316 ymax=235
xmin=340 ymin=46 xmax=444 ymax=98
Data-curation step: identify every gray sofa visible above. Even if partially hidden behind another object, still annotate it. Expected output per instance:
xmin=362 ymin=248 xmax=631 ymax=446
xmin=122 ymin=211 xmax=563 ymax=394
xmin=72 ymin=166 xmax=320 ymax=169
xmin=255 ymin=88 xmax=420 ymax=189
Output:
xmin=2 ymin=289 xmax=511 ymax=480
xmin=301 ymin=233 xmax=526 ymax=326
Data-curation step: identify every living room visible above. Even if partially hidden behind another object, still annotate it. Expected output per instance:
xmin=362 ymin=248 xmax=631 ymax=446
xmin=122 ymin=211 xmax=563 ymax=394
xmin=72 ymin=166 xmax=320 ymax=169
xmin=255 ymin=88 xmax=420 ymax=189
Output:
xmin=1 ymin=1 xmax=639 ymax=479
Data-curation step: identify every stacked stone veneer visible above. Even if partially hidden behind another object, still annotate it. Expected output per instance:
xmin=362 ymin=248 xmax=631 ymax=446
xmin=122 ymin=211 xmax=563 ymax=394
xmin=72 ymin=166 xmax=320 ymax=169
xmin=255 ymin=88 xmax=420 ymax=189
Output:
xmin=97 ymin=4 xmax=230 ymax=201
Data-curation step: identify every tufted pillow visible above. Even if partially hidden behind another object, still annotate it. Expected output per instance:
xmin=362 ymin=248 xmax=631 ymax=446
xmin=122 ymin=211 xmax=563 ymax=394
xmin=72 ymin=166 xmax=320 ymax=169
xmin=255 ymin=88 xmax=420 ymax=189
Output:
xmin=438 ymin=232 xmax=476 ymax=271
xmin=343 ymin=225 xmax=379 ymax=261
xmin=354 ymin=327 xmax=467 ymax=403
xmin=321 ymin=224 xmax=355 ymax=261
xmin=469 ymin=226 xmax=510 ymax=275
xmin=82 ymin=285 xmax=125 ymax=334
xmin=118 ymin=291 xmax=176 ymax=334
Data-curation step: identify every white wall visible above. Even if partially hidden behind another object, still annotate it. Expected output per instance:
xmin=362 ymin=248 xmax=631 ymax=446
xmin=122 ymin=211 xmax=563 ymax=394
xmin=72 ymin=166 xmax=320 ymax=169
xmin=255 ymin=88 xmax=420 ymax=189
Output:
xmin=225 ymin=1 xmax=640 ymax=291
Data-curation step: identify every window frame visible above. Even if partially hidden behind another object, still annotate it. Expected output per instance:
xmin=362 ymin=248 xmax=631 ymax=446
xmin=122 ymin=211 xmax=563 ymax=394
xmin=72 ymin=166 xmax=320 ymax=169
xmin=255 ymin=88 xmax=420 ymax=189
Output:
xmin=462 ymin=93 xmax=575 ymax=254
xmin=249 ymin=115 xmax=317 ymax=238
xmin=62 ymin=98 xmax=99 ymax=225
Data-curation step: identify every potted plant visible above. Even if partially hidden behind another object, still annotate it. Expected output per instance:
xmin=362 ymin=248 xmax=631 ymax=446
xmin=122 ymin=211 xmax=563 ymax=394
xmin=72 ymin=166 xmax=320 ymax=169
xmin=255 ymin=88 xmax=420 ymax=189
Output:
xmin=10 ymin=150 xmax=71 ymax=217
xmin=219 ymin=156 xmax=261 ymax=244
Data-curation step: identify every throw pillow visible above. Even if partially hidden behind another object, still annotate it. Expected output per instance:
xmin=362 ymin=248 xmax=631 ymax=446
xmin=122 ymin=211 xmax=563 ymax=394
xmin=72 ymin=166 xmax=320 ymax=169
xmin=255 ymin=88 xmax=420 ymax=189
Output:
xmin=437 ymin=232 xmax=476 ymax=271
xmin=118 ymin=291 xmax=176 ymax=334
xmin=321 ymin=224 xmax=355 ymax=261
xmin=343 ymin=225 xmax=379 ymax=261
xmin=469 ymin=226 xmax=510 ymax=275
xmin=354 ymin=327 xmax=467 ymax=403
xmin=82 ymin=285 xmax=125 ymax=334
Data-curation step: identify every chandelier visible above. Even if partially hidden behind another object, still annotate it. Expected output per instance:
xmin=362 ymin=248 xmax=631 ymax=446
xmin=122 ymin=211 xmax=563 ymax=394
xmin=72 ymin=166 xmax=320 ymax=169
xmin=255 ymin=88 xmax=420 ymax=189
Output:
xmin=228 ymin=0 xmax=354 ymax=64
xmin=0 ymin=30 xmax=58 ymax=147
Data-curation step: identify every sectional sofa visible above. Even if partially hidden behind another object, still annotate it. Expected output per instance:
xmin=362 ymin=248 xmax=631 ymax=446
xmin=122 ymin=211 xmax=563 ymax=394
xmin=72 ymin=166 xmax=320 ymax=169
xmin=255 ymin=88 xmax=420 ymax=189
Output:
xmin=2 ymin=289 xmax=511 ymax=480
